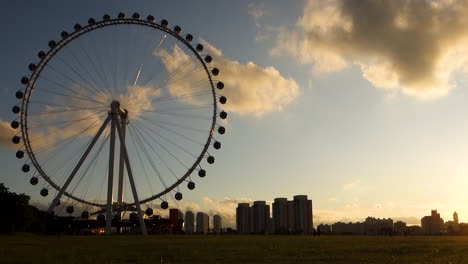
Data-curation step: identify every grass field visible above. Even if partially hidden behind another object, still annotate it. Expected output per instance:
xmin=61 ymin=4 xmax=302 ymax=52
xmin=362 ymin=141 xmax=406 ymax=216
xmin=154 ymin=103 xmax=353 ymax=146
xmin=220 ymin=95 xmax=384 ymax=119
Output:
xmin=1 ymin=234 xmax=468 ymax=264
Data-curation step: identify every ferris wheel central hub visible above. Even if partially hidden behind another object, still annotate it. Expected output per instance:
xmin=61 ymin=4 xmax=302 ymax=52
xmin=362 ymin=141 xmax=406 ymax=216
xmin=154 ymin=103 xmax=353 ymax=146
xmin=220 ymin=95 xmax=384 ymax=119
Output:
xmin=109 ymin=101 xmax=128 ymax=119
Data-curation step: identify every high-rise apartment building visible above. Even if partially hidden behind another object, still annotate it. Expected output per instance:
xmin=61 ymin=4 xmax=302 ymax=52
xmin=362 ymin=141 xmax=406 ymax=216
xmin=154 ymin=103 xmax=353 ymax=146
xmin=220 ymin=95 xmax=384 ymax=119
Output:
xmin=196 ymin=212 xmax=209 ymax=234
xmin=273 ymin=198 xmax=289 ymax=233
xmin=421 ymin=209 xmax=444 ymax=235
xmin=236 ymin=195 xmax=313 ymax=234
xmin=185 ymin=211 xmax=194 ymax=234
xmin=252 ymin=201 xmax=270 ymax=234
xmin=293 ymin=195 xmax=313 ymax=234
xmin=454 ymin=211 xmax=459 ymax=225
xmin=213 ymin=215 xmax=222 ymax=233
xmin=236 ymin=203 xmax=250 ymax=234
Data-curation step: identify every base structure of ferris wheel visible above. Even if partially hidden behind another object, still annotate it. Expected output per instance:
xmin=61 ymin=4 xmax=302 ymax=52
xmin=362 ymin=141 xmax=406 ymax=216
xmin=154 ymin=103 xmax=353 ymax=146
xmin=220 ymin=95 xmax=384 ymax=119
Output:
xmin=47 ymin=101 xmax=148 ymax=235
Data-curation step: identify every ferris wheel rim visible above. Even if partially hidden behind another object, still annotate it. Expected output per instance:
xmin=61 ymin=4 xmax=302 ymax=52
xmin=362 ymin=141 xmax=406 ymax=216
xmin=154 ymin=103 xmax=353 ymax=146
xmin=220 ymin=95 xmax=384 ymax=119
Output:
xmin=18 ymin=14 xmax=220 ymax=208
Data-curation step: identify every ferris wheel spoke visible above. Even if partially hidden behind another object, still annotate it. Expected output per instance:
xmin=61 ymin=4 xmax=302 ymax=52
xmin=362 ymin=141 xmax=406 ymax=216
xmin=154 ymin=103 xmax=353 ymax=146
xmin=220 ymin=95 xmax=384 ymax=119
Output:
xmin=33 ymin=118 xmax=105 ymax=161
xmin=134 ymin=119 xmax=198 ymax=160
xmin=69 ymin=128 xmax=110 ymax=199
xmin=28 ymin=112 xmax=106 ymax=143
xmin=43 ymin=64 xmax=109 ymax=102
xmin=149 ymin=89 xmax=211 ymax=105
xmin=62 ymin=46 xmax=105 ymax=97
xmin=144 ymin=111 xmax=212 ymax=120
xmin=54 ymin=55 xmax=107 ymax=99
xmin=131 ymin=122 xmax=189 ymax=171
xmin=158 ymin=67 xmax=205 ymax=90
xmin=137 ymin=115 xmax=207 ymax=133
xmin=147 ymin=104 xmax=213 ymax=112
xmin=77 ymin=36 xmax=113 ymax=97
xmin=29 ymin=101 xmax=107 ymax=111
xmin=39 ymin=75 xmax=107 ymax=105
xmin=81 ymin=32 xmax=114 ymax=97
xmin=126 ymin=126 xmax=159 ymax=191
xmin=34 ymin=86 xmax=108 ymax=106
xmin=137 ymin=37 xmax=177 ymax=88
xmin=128 ymin=125 xmax=178 ymax=186
xmin=147 ymin=120 xmax=204 ymax=146
xmin=46 ymin=116 xmax=111 ymax=212
xmin=29 ymin=110 xmax=107 ymax=128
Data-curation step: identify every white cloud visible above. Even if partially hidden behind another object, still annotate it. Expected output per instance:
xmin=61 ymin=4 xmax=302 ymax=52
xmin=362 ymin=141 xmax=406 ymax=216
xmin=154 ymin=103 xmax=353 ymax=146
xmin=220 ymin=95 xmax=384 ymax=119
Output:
xmin=158 ymin=40 xmax=300 ymax=117
xmin=342 ymin=179 xmax=360 ymax=190
xmin=0 ymin=119 xmax=16 ymax=149
xmin=272 ymin=0 xmax=468 ymax=98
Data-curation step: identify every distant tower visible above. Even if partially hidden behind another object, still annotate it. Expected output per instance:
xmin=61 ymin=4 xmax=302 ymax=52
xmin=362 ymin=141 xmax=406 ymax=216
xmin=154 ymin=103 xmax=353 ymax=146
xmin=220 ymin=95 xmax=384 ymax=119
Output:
xmin=213 ymin=215 xmax=222 ymax=233
xmin=185 ymin=211 xmax=194 ymax=234
xmin=293 ymin=195 xmax=313 ymax=234
xmin=454 ymin=211 xmax=459 ymax=225
xmin=196 ymin=212 xmax=209 ymax=234
xmin=273 ymin=198 xmax=289 ymax=233
xmin=252 ymin=201 xmax=270 ymax=234
xmin=236 ymin=203 xmax=251 ymax=233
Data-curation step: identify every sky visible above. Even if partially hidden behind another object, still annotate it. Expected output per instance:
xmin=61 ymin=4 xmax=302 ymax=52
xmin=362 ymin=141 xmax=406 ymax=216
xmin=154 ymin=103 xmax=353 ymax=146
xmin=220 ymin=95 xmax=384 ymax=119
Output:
xmin=2 ymin=0 xmax=468 ymax=228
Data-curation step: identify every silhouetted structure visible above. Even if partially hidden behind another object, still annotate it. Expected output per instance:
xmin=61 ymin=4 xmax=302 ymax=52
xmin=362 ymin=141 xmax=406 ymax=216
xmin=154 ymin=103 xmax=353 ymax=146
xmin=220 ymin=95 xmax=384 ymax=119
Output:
xmin=273 ymin=198 xmax=289 ymax=233
xmin=317 ymin=224 xmax=332 ymax=234
xmin=185 ymin=211 xmax=194 ymax=234
xmin=196 ymin=212 xmax=209 ymax=234
xmin=330 ymin=217 xmax=398 ymax=235
xmin=364 ymin=217 xmax=393 ymax=235
xmin=213 ymin=215 xmax=222 ymax=234
xmin=454 ymin=211 xmax=459 ymax=225
xmin=293 ymin=195 xmax=313 ymax=234
xmin=237 ymin=195 xmax=313 ymax=234
xmin=252 ymin=201 xmax=270 ymax=234
xmin=236 ymin=203 xmax=251 ymax=234
xmin=393 ymin=221 xmax=407 ymax=235
xmin=421 ymin=210 xmax=444 ymax=235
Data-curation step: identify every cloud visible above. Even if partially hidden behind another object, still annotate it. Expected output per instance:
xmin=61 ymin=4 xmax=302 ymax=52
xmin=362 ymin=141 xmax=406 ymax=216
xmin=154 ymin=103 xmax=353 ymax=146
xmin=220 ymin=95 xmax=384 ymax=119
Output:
xmin=248 ymin=2 xmax=273 ymax=41
xmin=342 ymin=179 xmax=360 ymax=190
xmin=158 ymin=41 xmax=300 ymax=117
xmin=392 ymin=216 xmax=421 ymax=226
xmin=272 ymin=0 xmax=468 ymax=98
xmin=0 ymin=120 xmax=16 ymax=149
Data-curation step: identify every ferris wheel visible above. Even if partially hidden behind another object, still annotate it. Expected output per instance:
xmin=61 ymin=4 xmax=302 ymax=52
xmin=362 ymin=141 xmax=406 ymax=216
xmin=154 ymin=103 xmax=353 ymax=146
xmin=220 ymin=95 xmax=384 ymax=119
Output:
xmin=10 ymin=12 xmax=227 ymax=235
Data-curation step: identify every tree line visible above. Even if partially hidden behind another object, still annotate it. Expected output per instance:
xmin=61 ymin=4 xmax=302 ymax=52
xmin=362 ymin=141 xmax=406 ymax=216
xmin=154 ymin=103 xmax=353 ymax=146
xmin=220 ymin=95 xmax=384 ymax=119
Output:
xmin=0 ymin=183 xmax=46 ymax=233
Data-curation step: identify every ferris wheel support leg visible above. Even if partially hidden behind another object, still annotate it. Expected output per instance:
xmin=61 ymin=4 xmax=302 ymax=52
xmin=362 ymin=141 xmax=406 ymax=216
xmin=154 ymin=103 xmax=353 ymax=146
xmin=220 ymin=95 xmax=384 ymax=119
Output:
xmin=116 ymin=116 xmax=127 ymax=218
xmin=114 ymin=115 xmax=148 ymax=235
xmin=47 ymin=116 xmax=111 ymax=213
xmin=105 ymin=114 xmax=117 ymax=235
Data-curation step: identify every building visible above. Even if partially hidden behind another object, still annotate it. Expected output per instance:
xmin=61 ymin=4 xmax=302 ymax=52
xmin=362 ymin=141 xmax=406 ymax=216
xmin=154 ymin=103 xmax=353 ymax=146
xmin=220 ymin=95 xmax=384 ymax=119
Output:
xmin=364 ymin=217 xmax=393 ymax=235
xmin=252 ymin=201 xmax=270 ymax=234
xmin=421 ymin=210 xmax=444 ymax=235
xmin=178 ymin=211 xmax=184 ymax=221
xmin=235 ymin=195 xmax=313 ymax=235
xmin=184 ymin=211 xmax=194 ymax=234
xmin=293 ymin=195 xmax=313 ymax=234
xmin=213 ymin=215 xmax=222 ymax=234
xmin=393 ymin=221 xmax=407 ymax=235
xmin=236 ymin=203 xmax=250 ymax=234
xmin=196 ymin=212 xmax=209 ymax=234
xmin=273 ymin=198 xmax=289 ymax=233
xmin=332 ymin=222 xmax=364 ymax=234
xmin=287 ymin=200 xmax=295 ymax=233
xmin=454 ymin=212 xmax=459 ymax=225
xmin=317 ymin=224 xmax=332 ymax=234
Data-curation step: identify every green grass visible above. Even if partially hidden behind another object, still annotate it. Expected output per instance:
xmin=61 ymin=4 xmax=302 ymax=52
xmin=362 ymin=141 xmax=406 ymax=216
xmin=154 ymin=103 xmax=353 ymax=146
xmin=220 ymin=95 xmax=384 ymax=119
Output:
xmin=1 ymin=234 xmax=468 ymax=263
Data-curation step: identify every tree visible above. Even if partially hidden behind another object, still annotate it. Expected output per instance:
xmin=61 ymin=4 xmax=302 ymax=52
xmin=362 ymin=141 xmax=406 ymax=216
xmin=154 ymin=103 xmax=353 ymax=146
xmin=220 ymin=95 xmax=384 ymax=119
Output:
xmin=0 ymin=183 xmax=44 ymax=233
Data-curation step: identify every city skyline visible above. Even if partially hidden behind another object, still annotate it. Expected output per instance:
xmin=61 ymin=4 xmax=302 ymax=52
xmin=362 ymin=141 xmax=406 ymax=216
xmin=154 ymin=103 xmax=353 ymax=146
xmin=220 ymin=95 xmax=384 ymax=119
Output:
xmin=3 ymin=0 xmax=468 ymax=227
